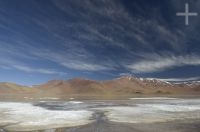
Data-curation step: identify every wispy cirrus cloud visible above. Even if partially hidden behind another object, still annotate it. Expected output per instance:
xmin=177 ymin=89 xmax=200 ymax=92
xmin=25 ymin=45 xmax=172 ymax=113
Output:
xmin=127 ymin=54 xmax=200 ymax=73
xmin=0 ymin=0 xmax=189 ymax=73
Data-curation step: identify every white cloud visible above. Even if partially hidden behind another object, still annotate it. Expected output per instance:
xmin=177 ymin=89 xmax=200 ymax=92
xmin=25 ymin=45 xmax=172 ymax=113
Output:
xmin=127 ymin=54 xmax=200 ymax=73
xmin=61 ymin=61 xmax=109 ymax=71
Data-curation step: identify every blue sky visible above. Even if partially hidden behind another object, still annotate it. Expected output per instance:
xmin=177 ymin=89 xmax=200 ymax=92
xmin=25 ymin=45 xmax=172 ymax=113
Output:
xmin=0 ymin=0 xmax=200 ymax=85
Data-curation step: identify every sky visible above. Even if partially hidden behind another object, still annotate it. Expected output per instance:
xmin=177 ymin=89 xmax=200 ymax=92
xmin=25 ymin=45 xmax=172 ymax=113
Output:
xmin=0 ymin=0 xmax=200 ymax=85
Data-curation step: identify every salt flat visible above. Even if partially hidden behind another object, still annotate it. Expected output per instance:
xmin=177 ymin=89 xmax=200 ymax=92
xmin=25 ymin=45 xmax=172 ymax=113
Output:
xmin=0 ymin=98 xmax=200 ymax=131
xmin=0 ymin=102 xmax=93 ymax=131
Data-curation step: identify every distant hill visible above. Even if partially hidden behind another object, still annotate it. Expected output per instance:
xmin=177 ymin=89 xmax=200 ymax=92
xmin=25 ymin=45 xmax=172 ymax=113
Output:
xmin=0 ymin=82 xmax=37 ymax=94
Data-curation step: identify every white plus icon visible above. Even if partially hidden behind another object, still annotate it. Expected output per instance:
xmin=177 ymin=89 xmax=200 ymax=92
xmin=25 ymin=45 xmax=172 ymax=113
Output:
xmin=176 ymin=3 xmax=198 ymax=25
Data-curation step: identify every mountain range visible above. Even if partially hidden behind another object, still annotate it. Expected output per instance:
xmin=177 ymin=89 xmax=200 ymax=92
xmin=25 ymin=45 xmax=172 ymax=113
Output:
xmin=0 ymin=76 xmax=200 ymax=99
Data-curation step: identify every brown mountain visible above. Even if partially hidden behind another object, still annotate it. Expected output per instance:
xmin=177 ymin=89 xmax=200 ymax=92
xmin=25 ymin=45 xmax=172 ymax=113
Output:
xmin=36 ymin=76 xmax=200 ymax=96
xmin=36 ymin=78 xmax=105 ymax=95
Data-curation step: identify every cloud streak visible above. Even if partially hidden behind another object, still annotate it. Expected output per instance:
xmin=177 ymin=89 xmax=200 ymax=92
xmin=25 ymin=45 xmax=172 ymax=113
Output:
xmin=155 ymin=77 xmax=200 ymax=82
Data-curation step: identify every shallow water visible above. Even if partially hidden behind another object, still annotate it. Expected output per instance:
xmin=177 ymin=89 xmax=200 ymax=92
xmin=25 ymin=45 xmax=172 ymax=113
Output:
xmin=0 ymin=97 xmax=200 ymax=131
